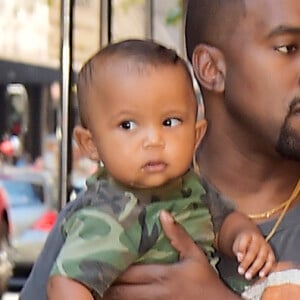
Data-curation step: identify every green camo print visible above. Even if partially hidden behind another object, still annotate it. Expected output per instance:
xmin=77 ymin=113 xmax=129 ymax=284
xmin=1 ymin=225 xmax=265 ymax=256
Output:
xmin=51 ymin=170 xmax=216 ymax=299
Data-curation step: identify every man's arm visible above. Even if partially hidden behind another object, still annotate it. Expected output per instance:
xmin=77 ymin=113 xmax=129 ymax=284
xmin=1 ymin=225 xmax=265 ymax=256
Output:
xmin=19 ymin=206 xmax=66 ymax=300
xmin=243 ymin=263 xmax=300 ymax=300
xmin=20 ymin=191 xmax=86 ymax=300
xmin=103 ymin=211 xmax=240 ymax=300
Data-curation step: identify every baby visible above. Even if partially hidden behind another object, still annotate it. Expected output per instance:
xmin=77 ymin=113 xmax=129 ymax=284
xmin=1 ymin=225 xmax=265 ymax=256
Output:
xmin=47 ymin=39 xmax=275 ymax=299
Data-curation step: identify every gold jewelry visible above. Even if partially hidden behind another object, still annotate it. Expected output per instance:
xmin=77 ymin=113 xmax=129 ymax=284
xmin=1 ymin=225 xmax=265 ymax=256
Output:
xmin=247 ymin=178 xmax=300 ymax=242
xmin=194 ymin=157 xmax=300 ymax=242
xmin=248 ymin=199 xmax=291 ymax=220
xmin=265 ymin=178 xmax=300 ymax=242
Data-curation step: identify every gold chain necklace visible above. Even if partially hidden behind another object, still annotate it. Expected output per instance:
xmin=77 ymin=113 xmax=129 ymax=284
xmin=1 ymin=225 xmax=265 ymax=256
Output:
xmin=248 ymin=178 xmax=300 ymax=242
xmin=194 ymin=156 xmax=300 ymax=243
xmin=248 ymin=199 xmax=291 ymax=220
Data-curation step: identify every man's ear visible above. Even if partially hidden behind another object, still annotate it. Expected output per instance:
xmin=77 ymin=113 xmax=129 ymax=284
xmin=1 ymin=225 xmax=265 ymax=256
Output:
xmin=192 ymin=44 xmax=226 ymax=93
xmin=73 ymin=125 xmax=100 ymax=161
xmin=194 ymin=118 xmax=207 ymax=151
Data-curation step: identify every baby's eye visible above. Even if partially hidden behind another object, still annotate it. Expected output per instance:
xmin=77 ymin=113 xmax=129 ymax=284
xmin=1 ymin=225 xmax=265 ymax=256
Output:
xmin=119 ymin=121 xmax=137 ymax=130
xmin=163 ymin=118 xmax=181 ymax=127
xmin=274 ymin=44 xmax=298 ymax=54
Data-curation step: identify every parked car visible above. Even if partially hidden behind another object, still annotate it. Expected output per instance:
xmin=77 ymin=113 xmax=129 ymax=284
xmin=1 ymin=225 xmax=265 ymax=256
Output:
xmin=0 ymin=167 xmax=58 ymax=289
xmin=0 ymin=185 xmax=13 ymax=296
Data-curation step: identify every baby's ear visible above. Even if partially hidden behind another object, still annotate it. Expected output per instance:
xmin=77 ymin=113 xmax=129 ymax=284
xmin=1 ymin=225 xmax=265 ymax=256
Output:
xmin=73 ymin=125 xmax=100 ymax=161
xmin=194 ymin=119 xmax=207 ymax=151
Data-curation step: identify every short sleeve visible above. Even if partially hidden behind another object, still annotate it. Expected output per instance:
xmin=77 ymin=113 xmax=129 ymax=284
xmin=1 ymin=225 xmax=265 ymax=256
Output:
xmin=50 ymin=207 xmax=140 ymax=299
xmin=200 ymin=177 xmax=236 ymax=234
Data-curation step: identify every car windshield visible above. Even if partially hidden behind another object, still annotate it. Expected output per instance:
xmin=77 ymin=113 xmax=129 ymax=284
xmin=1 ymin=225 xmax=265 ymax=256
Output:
xmin=0 ymin=179 xmax=44 ymax=206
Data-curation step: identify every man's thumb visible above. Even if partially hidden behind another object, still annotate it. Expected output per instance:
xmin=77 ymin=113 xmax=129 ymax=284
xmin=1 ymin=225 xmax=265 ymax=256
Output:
xmin=159 ymin=210 xmax=206 ymax=261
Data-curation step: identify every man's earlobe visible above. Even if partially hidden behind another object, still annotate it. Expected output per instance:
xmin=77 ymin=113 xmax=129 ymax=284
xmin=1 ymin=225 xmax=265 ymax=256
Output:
xmin=73 ymin=125 xmax=100 ymax=161
xmin=192 ymin=44 xmax=225 ymax=93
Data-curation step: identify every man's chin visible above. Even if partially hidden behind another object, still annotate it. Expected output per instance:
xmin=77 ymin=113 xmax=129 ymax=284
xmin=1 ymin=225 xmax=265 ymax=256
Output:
xmin=277 ymin=123 xmax=300 ymax=161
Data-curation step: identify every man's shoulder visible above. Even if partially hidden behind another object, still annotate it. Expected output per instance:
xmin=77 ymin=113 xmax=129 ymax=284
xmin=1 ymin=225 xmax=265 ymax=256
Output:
xmin=199 ymin=176 xmax=235 ymax=208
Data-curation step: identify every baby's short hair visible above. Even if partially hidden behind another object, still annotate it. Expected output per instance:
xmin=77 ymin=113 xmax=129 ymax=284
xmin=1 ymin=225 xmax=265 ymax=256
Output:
xmin=77 ymin=39 xmax=194 ymax=128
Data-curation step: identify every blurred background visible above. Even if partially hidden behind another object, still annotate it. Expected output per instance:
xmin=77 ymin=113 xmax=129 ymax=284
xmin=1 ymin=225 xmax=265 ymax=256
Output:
xmin=0 ymin=0 xmax=191 ymax=298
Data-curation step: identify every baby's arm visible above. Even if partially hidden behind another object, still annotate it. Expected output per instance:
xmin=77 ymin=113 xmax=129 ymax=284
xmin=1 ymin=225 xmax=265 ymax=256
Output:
xmin=47 ymin=205 xmax=142 ymax=299
xmin=217 ymin=211 xmax=275 ymax=280
xmin=47 ymin=275 xmax=93 ymax=300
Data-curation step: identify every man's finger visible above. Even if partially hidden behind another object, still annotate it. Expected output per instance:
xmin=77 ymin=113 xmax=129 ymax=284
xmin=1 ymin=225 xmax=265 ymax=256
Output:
xmin=105 ymin=283 xmax=166 ymax=300
xmin=159 ymin=210 xmax=207 ymax=261
xmin=116 ymin=263 xmax=171 ymax=283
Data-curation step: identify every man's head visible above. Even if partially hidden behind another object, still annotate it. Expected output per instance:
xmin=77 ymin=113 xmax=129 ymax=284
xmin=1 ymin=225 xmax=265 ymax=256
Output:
xmin=186 ymin=0 xmax=300 ymax=161
xmin=74 ymin=39 xmax=206 ymax=188
xmin=185 ymin=0 xmax=246 ymax=62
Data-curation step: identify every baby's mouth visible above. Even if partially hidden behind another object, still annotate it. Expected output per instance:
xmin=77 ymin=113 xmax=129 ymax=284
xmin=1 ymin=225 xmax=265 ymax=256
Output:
xmin=142 ymin=161 xmax=167 ymax=172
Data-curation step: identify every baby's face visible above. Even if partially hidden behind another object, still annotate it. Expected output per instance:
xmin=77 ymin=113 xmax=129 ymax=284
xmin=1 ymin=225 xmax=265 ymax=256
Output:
xmin=87 ymin=64 xmax=200 ymax=188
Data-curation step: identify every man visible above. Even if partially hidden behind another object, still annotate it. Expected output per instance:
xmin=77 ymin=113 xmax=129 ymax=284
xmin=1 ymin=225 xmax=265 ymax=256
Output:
xmin=104 ymin=0 xmax=300 ymax=298
xmin=20 ymin=0 xmax=300 ymax=299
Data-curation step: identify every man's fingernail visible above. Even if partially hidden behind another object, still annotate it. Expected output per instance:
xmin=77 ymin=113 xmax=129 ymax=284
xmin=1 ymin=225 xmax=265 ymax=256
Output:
xmin=160 ymin=210 xmax=172 ymax=222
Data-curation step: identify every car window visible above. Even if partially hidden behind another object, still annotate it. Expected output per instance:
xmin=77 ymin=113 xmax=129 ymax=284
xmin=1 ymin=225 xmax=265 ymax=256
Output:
xmin=0 ymin=179 xmax=44 ymax=206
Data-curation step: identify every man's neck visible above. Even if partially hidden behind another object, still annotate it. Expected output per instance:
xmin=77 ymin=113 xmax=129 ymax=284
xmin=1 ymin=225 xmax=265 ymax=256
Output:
xmin=197 ymin=137 xmax=300 ymax=215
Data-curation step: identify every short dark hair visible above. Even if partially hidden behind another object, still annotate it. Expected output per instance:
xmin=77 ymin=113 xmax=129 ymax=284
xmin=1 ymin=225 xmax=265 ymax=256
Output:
xmin=77 ymin=39 xmax=194 ymax=127
xmin=185 ymin=0 xmax=246 ymax=62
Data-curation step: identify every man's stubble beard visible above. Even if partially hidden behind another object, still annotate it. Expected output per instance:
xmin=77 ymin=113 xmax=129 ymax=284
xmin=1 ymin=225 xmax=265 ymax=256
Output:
xmin=276 ymin=117 xmax=300 ymax=161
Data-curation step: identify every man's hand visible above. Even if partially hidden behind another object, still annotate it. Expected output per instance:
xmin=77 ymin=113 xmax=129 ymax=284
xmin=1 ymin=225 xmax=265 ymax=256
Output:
xmin=103 ymin=211 xmax=239 ymax=300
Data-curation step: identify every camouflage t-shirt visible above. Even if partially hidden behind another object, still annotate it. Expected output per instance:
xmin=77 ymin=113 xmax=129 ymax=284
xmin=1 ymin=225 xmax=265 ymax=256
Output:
xmin=51 ymin=169 xmax=233 ymax=299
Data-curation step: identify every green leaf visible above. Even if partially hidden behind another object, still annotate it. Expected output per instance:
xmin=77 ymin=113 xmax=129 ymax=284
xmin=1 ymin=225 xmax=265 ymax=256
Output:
xmin=165 ymin=3 xmax=182 ymax=26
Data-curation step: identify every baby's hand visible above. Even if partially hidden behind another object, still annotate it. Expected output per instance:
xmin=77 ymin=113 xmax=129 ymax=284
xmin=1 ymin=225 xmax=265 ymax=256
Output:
xmin=232 ymin=230 xmax=275 ymax=280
